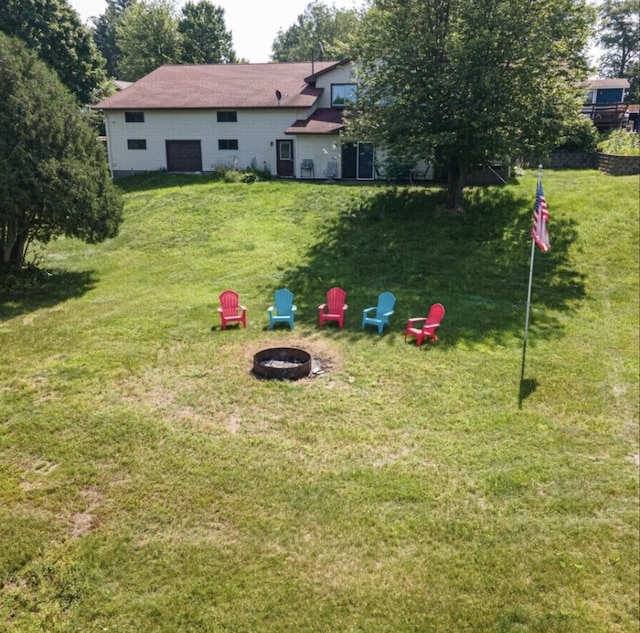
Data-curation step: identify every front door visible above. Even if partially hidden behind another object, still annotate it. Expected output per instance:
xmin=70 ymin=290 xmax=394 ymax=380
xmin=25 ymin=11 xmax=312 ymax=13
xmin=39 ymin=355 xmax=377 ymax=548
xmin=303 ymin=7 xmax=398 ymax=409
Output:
xmin=276 ymin=140 xmax=294 ymax=177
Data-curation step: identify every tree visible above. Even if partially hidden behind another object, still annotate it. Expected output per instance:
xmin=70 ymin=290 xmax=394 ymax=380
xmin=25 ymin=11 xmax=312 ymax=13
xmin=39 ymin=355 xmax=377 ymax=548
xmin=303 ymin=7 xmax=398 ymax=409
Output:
xmin=1 ymin=0 xmax=107 ymax=104
xmin=91 ymin=0 xmax=138 ymax=78
xmin=117 ymin=0 xmax=181 ymax=81
xmin=271 ymin=1 xmax=359 ymax=62
xmin=0 ymin=34 xmax=123 ymax=272
xmin=347 ymin=0 xmax=594 ymax=210
xmin=597 ymin=0 xmax=639 ymax=78
xmin=178 ymin=1 xmax=236 ymax=64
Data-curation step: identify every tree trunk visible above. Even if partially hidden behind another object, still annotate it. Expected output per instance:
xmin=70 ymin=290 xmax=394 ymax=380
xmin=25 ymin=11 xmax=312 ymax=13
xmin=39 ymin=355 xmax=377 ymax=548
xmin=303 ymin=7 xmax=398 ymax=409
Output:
xmin=0 ymin=224 xmax=29 ymax=271
xmin=446 ymin=160 xmax=465 ymax=212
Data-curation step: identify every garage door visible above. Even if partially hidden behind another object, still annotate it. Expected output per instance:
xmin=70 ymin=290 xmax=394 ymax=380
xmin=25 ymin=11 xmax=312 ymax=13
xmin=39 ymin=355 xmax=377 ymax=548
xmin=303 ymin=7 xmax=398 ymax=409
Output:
xmin=166 ymin=140 xmax=202 ymax=172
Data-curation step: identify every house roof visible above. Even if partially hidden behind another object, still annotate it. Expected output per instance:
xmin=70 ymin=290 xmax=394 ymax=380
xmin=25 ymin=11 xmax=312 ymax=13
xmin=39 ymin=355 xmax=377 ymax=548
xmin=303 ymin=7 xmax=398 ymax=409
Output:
xmin=95 ymin=62 xmax=342 ymax=110
xmin=286 ymin=108 xmax=344 ymax=135
xmin=582 ymin=78 xmax=630 ymax=90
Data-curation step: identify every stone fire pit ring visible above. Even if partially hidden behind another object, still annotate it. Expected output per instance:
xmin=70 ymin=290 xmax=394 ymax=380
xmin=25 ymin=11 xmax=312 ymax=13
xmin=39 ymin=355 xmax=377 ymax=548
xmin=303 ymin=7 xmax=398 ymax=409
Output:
xmin=252 ymin=347 xmax=312 ymax=380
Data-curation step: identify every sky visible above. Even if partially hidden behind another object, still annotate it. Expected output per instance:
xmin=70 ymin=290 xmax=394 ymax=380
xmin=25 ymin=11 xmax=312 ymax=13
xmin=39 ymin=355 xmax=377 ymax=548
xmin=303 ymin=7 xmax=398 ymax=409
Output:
xmin=68 ymin=0 xmax=363 ymax=63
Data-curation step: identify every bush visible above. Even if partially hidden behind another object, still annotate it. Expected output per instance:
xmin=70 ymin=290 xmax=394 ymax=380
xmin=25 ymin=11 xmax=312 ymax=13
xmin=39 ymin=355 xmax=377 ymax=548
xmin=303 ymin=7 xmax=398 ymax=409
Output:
xmin=597 ymin=130 xmax=640 ymax=155
xmin=554 ymin=115 xmax=599 ymax=152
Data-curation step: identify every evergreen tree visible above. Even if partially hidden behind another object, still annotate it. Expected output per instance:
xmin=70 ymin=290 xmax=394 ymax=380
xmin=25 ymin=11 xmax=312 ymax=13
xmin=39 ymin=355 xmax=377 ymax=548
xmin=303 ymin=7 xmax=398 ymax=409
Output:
xmin=0 ymin=34 xmax=123 ymax=271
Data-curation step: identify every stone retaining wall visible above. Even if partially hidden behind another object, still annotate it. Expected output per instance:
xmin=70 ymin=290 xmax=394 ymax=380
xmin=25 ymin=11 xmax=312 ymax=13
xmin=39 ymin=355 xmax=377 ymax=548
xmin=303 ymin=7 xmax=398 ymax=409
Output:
xmin=549 ymin=151 xmax=598 ymax=169
xmin=597 ymin=153 xmax=640 ymax=176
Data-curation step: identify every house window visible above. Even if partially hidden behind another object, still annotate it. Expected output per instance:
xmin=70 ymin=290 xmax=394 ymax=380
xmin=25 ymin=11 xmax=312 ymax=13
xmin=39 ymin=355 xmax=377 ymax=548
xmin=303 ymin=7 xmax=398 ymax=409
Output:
xmin=217 ymin=111 xmax=237 ymax=122
xmin=127 ymin=139 xmax=147 ymax=150
xmin=596 ymin=88 xmax=623 ymax=103
xmin=331 ymin=84 xmax=357 ymax=108
xmin=125 ymin=111 xmax=145 ymax=123
xmin=218 ymin=139 xmax=239 ymax=150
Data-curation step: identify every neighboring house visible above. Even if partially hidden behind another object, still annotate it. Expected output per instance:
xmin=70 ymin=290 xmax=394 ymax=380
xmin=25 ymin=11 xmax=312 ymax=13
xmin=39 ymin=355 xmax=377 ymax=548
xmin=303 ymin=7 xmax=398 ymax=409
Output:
xmin=94 ymin=60 xmax=379 ymax=180
xmin=581 ymin=78 xmax=630 ymax=131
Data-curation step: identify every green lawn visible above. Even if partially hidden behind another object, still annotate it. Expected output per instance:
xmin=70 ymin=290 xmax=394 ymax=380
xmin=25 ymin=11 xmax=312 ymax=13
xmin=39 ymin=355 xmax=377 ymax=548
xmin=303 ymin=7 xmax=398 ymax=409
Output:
xmin=1 ymin=169 xmax=638 ymax=632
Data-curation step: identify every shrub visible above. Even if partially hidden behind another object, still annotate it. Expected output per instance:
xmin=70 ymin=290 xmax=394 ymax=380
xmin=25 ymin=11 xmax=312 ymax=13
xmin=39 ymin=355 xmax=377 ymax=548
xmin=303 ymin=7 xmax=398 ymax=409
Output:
xmin=554 ymin=115 xmax=599 ymax=152
xmin=597 ymin=130 xmax=640 ymax=155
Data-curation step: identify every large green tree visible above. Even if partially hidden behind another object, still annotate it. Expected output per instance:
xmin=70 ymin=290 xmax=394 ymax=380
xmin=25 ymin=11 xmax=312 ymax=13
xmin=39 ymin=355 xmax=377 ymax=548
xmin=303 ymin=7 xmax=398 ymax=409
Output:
xmin=1 ymin=0 xmax=106 ymax=103
xmin=178 ymin=1 xmax=236 ymax=64
xmin=271 ymin=1 xmax=358 ymax=62
xmin=347 ymin=0 xmax=594 ymax=210
xmin=0 ymin=34 xmax=123 ymax=272
xmin=117 ymin=0 xmax=181 ymax=80
xmin=597 ymin=0 xmax=639 ymax=101
xmin=91 ymin=0 xmax=138 ymax=78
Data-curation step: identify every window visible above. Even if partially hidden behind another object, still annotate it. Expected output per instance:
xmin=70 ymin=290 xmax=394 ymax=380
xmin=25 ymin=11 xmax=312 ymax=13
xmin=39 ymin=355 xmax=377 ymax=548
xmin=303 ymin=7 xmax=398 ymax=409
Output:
xmin=218 ymin=139 xmax=239 ymax=150
xmin=125 ymin=111 xmax=145 ymax=123
xmin=127 ymin=139 xmax=147 ymax=150
xmin=596 ymin=88 xmax=624 ymax=103
xmin=331 ymin=84 xmax=357 ymax=108
xmin=217 ymin=111 xmax=237 ymax=122
xmin=279 ymin=141 xmax=292 ymax=160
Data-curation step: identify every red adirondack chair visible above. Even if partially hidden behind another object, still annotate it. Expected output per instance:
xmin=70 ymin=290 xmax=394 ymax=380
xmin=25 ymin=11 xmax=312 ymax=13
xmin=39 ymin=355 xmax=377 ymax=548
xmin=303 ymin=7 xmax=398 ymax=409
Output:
xmin=217 ymin=290 xmax=247 ymax=330
xmin=318 ymin=287 xmax=348 ymax=328
xmin=404 ymin=303 xmax=445 ymax=346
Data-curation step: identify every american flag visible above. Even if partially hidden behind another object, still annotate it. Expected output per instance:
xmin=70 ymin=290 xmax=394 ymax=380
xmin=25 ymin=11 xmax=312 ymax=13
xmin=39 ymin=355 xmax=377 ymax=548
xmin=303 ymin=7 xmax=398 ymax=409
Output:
xmin=532 ymin=181 xmax=550 ymax=252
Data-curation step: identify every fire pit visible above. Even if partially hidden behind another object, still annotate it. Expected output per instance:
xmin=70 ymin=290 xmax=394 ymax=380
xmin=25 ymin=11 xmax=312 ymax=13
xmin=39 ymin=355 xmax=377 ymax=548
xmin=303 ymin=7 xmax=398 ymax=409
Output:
xmin=252 ymin=347 xmax=312 ymax=380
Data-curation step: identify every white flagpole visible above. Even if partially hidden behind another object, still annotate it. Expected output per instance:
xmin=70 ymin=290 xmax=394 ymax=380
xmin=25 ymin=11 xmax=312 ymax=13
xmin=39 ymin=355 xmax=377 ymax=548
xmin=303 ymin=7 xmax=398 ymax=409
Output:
xmin=519 ymin=165 xmax=543 ymax=407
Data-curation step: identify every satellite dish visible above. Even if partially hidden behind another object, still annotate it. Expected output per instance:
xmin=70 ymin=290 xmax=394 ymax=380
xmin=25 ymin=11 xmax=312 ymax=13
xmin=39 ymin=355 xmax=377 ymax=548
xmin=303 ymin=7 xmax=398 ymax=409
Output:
xmin=275 ymin=89 xmax=282 ymax=105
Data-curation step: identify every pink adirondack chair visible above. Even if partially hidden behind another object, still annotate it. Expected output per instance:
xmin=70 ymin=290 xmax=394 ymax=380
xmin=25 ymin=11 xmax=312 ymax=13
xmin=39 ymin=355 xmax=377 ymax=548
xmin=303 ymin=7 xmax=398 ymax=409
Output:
xmin=318 ymin=287 xmax=348 ymax=328
xmin=404 ymin=303 xmax=445 ymax=346
xmin=217 ymin=290 xmax=247 ymax=330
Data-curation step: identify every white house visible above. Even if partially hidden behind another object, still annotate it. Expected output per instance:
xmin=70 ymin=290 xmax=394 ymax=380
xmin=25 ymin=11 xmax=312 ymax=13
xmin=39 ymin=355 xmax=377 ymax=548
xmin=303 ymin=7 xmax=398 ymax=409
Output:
xmin=95 ymin=60 xmax=383 ymax=181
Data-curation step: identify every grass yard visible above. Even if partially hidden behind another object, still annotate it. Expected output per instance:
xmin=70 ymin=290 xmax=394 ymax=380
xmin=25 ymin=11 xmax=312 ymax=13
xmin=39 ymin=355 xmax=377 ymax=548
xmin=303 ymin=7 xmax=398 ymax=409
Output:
xmin=0 ymin=169 xmax=638 ymax=632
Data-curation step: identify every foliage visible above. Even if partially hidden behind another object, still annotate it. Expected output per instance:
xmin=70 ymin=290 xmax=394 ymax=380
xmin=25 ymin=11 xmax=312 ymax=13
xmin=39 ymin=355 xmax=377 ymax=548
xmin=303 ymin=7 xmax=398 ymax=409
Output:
xmin=0 ymin=170 xmax=637 ymax=631
xmin=1 ymin=0 xmax=106 ymax=103
xmin=178 ymin=1 xmax=236 ymax=64
xmin=0 ymin=34 xmax=123 ymax=271
xmin=347 ymin=0 xmax=595 ymax=210
xmin=117 ymin=0 xmax=180 ymax=81
xmin=91 ymin=0 xmax=137 ymax=78
xmin=597 ymin=0 xmax=639 ymax=79
xmin=113 ymin=0 xmax=238 ymax=80
xmin=554 ymin=114 xmax=599 ymax=152
xmin=271 ymin=0 xmax=359 ymax=62
xmin=212 ymin=161 xmax=273 ymax=183
xmin=597 ymin=129 xmax=640 ymax=154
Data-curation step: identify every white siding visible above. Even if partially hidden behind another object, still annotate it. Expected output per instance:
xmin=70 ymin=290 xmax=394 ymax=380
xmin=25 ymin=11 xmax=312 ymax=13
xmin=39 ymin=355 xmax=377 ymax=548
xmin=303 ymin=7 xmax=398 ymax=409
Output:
xmin=105 ymin=108 xmax=309 ymax=176
xmin=314 ymin=63 xmax=358 ymax=108
xmin=295 ymin=137 xmax=343 ymax=179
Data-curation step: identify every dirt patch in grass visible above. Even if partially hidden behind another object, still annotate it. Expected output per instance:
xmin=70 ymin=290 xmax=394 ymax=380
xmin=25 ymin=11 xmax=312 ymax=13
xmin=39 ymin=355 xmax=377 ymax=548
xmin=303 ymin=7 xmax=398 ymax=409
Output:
xmin=69 ymin=488 xmax=102 ymax=539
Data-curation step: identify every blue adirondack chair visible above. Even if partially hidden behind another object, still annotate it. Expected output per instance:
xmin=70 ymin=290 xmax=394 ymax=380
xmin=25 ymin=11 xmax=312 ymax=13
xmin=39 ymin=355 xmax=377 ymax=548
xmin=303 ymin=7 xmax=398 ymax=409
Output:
xmin=361 ymin=291 xmax=396 ymax=334
xmin=268 ymin=288 xmax=297 ymax=330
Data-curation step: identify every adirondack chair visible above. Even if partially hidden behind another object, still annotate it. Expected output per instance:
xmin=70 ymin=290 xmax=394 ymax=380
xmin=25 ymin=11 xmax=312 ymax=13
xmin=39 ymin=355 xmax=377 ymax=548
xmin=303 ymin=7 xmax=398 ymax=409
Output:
xmin=318 ymin=287 xmax=348 ymax=328
xmin=217 ymin=290 xmax=247 ymax=330
xmin=268 ymin=288 xmax=297 ymax=330
xmin=404 ymin=303 xmax=445 ymax=346
xmin=361 ymin=291 xmax=396 ymax=334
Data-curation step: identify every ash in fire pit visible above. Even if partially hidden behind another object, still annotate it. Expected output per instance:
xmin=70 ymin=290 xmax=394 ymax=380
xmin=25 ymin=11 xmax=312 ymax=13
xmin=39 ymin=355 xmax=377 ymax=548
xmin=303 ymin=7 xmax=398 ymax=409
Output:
xmin=253 ymin=347 xmax=311 ymax=380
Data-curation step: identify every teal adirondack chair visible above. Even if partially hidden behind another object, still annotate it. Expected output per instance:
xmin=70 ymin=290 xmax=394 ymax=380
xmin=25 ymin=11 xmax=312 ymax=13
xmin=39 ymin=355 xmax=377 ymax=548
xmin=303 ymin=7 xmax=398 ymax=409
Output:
xmin=268 ymin=288 xmax=297 ymax=330
xmin=361 ymin=291 xmax=396 ymax=334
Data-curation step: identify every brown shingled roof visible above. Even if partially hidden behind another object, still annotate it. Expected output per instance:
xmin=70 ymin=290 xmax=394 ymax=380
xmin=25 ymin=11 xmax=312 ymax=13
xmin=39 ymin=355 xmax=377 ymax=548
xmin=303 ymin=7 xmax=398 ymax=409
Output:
xmin=95 ymin=62 xmax=341 ymax=110
xmin=286 ymin=108 xmax=344 ymax=134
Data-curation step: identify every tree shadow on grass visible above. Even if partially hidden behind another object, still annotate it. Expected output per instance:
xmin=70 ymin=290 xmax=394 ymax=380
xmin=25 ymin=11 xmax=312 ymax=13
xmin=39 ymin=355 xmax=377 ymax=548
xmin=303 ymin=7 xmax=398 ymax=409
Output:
xmin=0 ymin=270 xmax=97 ymax=321
xmin=275 ymin=185 xmax=585 ymax=345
